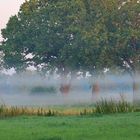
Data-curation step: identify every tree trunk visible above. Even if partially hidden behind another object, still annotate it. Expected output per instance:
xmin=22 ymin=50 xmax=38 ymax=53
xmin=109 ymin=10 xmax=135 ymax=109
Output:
xmin=91 ymin=75 xmax=100 ymax=96
xmin=59 ymin=69 xmax=72 ymax=96
xmin=132 ymin=73 xmax=139 ymax=106
xmin=92 ymin=81 xmax=100 ymax=95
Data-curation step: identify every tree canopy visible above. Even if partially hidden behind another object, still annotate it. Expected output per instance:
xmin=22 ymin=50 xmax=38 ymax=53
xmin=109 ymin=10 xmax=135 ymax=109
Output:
xmin=99 ymin=0 xmax=140 ymax=75
xmin=0 ymin=0 xmax=140 ymax=76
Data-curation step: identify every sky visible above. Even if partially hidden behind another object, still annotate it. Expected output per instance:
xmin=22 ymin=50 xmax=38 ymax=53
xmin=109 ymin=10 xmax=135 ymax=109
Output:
xmin=0 ymin=0 xmax=25 ymax=41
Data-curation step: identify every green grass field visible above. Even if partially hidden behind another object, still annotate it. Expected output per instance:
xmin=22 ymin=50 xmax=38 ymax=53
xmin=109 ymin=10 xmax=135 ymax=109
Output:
xmin=0 ymin=112 xmax=140 ymax=140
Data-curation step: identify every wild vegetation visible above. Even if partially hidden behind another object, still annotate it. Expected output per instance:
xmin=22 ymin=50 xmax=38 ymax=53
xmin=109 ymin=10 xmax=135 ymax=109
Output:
xmin=0 ymin=96 xmax=135 ymax=118
xmin=30 ymin=86 xmax=57 ymax=95
xmin=95 ymin=99 xmax=134 ymax=114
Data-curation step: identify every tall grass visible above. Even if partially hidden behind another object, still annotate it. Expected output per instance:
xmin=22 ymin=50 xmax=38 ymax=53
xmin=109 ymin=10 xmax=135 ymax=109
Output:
xmin=0 ymin=95 xmax=136 ymax=117
xmin=95 ymin=95 xmax=134 ymax=114
xmin=0 ymin=105 xmax=91 ymax=117
xmin=0 ymin=105 xmax=56 ymax=118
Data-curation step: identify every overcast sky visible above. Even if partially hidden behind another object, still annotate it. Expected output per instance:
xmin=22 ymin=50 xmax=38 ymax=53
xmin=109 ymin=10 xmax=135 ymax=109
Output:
xmin=0 ymin=0 xmax=25 ymax=41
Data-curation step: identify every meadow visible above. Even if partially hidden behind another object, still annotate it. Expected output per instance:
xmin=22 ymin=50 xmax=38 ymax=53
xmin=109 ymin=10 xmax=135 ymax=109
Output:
xmin=0 ymin=112 xmax=140 ymax=140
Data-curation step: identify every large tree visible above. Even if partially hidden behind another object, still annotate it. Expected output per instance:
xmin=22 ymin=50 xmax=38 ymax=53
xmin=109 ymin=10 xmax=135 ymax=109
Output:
xmin=1 ymin=0 xmax=84 ymax=74
xmin=0 ymin=0 xmax=118 ymax=75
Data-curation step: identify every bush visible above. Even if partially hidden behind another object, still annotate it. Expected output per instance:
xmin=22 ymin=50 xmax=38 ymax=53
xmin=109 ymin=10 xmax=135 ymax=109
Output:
xmin=30 ymin=86 xmax=57 ymax=95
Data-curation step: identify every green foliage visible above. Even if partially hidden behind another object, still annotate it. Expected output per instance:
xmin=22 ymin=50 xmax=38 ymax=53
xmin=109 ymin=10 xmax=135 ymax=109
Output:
xmin=99 ymin=0 xmax=140 ymax=74
xmin=0 ymin=0 xmax=140 ymax=76
xmin=30 ymin=86 xmax=56 ymax=94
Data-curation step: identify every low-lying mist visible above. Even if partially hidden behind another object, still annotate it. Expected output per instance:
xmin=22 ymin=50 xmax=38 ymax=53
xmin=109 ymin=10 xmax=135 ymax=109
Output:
xmin=0 ymin=72 xmax=139 ymax=106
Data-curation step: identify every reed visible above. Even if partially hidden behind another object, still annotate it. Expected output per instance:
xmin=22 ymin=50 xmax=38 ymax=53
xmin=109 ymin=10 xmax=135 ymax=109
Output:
xmin=95 ymin=96 xmax=134 ymax=114
xmin=0 ymin=95 xmax=136 ymax=117
xmin=0 ymin=106 xmax=57 ymax=117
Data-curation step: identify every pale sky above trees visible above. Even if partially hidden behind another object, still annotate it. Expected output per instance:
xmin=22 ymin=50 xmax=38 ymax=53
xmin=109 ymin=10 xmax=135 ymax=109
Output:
xmin=0 ymin=0 xmax=25 ymax=41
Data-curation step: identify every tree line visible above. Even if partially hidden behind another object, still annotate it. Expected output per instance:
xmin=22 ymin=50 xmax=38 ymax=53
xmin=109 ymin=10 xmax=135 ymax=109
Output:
xmin=0 ymin=0 xmax=140 ymax=98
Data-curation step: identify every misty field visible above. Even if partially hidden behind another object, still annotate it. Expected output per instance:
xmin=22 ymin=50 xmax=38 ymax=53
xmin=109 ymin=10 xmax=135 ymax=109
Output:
xmin=0 ymin=112 xmax=140 ymax=140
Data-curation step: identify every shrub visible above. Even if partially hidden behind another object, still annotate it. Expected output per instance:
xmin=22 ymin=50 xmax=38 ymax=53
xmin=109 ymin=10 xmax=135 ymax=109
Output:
xmin=30 ymin=86 xmax=57 ymax=95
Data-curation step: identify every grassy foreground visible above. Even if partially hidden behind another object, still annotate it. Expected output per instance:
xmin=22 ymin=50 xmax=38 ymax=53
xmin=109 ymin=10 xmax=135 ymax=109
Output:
xmin=0 ymin=112 xmax=140 ymax=140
